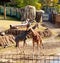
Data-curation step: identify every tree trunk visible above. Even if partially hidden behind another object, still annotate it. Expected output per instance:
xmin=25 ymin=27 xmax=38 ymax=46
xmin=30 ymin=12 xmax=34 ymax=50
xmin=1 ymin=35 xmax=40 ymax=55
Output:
xmin=4 ymin=3 xmax=6 ymax=19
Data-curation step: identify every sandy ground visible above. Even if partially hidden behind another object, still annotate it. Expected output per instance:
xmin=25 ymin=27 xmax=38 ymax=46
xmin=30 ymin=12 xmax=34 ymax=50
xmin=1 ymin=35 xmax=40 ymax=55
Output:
xmin=0 ymin=20 xmax=60 ymax=63
xmin=0 ymin=21 xmax=60 ymax=56
xmin=0 ymin=20 xmax=21 ymax=31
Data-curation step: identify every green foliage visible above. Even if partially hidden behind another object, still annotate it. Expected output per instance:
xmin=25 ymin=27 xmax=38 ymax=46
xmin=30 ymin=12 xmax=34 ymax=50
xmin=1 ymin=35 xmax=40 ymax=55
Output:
xmin=53 ymin=0 xmax=58 ymax=4
xmin=56 ymin=4 xmax=60 ymax=13
xmin=14 ymin=0 xmax=39 ymax=8
xmin=14 ymin=0 xmax=24 ymax=8
xmin=35 ymin=3 xmax=42 ymax=10
xmin=23 ymin=0 xmax=38 ymax=6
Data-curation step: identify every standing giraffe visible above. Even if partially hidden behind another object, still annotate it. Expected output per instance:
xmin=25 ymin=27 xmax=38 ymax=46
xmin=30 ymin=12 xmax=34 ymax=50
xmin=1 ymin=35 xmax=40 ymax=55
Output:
xmin=29 ymin=27 xmax=44 ymax=49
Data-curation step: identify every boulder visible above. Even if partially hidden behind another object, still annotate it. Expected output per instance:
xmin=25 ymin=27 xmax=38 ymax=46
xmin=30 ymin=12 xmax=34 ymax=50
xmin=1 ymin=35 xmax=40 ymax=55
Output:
xmin=43 ymin=28 xmax=52 ymax=37
xmin=36 ymin=10 xmax=45 ymax=22
xmin=24 ymin=5 xmax=36 ymax=22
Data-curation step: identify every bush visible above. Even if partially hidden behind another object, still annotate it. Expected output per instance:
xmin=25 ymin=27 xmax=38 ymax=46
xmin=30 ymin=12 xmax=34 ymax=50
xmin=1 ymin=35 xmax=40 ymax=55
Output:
xmin=35 ymin=3 xmax=42 ymax=10
xmin=55 ymin=4 xmax=60 ymax=13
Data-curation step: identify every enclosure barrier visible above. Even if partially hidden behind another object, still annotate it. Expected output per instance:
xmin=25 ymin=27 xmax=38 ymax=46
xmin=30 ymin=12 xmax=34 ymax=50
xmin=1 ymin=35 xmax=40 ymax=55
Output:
xmin=0 ymin=53 xmax=60 ymax=63
xmin=0 ymin=6 xmax=21 ymax=19
xmin=0 ymin=6 xmax=52 ymax=22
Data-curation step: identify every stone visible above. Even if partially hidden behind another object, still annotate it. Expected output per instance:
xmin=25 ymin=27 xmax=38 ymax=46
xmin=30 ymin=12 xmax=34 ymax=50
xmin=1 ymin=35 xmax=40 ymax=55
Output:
xmin=43 ymin=28 xmax=52 ymax=37
xmin=24 ymin=5 xmax=36 ymax=22
xmin=36 ymin=10 xmax=43 ymax=22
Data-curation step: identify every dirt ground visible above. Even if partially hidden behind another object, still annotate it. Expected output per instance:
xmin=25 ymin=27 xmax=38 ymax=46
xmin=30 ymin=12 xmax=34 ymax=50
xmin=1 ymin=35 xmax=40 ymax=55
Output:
xmin=0 ymin=21 xmax=60 ymax=56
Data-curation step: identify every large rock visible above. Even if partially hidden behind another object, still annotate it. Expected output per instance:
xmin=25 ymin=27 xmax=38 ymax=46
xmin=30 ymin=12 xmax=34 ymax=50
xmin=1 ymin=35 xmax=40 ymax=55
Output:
xmin=36 ymin=10 xmax=44 ymax=22
xmin=27 ymin=28 xmax=52 ymax=38
xmin=43 ymin=28 xmax=52 ymax=37
xmin=24 ymin=5 xmax=36 ymax=22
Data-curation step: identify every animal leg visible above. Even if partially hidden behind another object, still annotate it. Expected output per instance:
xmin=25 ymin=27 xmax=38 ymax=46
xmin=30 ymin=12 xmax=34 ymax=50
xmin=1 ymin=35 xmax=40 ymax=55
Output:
xmin=16 ymin=41 xmax=19 ymax=48
xmin=23 ymin=39 xmax=27 ymax=47
xmin=37 ymin=42 xmax=39 ymax=50
xmin=40 ymin=39 xmax=44 ymax=49
xmin=33 ymin=41 xmax=35 ymax=51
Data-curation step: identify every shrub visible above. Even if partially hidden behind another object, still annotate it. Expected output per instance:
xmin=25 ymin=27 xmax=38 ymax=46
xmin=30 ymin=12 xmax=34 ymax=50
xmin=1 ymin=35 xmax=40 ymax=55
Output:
xmin=35 ymin=3 xmax=42 ymax=10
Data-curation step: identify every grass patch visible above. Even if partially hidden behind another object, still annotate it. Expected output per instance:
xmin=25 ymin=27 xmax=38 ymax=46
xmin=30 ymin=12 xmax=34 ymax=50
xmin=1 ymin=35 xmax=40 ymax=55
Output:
xmin=0 ymin=15 xmax=19 ymax=21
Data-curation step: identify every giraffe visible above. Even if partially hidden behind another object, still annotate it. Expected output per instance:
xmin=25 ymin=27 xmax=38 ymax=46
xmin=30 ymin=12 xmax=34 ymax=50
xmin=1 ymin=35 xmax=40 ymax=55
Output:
xmin=29 ymin=27 xmax=44 ymax=49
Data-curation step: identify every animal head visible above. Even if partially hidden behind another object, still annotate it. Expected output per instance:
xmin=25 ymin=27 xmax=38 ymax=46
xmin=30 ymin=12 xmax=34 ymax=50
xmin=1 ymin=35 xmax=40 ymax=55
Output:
xmin=26 ymin=23 xmax=39 ymax=35
xmin=32 ymin=23 xmax=39 ymax=29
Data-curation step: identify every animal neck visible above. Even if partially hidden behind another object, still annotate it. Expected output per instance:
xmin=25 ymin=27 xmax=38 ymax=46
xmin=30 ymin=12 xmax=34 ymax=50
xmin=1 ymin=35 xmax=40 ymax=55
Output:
xmin=30 ymin=28 xmax=36 ymax=35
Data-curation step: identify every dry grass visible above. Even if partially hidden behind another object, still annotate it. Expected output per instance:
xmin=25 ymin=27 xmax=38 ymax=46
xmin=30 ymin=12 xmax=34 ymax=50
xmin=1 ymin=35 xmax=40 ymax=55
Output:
xmin=0 ymin=15 xmax=46 ymax=32
xmin=0 ymin=20 xmax=21 ymax=30
xmin=0 ymin=15 xmax=21 ymax=31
